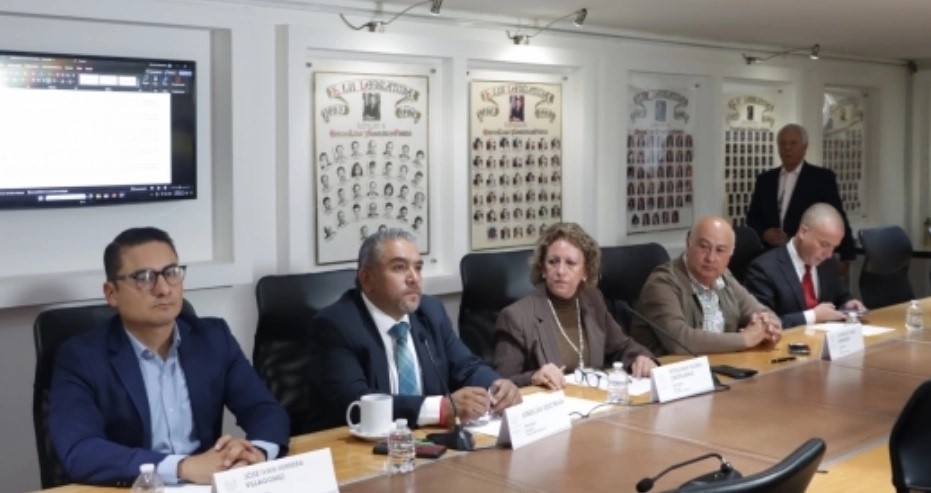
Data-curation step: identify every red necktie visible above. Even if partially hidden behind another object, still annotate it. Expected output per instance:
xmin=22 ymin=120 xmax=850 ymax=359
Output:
xmin=801 ymin=265 xmax=817 ymax=309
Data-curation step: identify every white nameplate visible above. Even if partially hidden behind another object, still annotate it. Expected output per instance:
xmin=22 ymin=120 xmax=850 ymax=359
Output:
xmin=496 ymin=390 xmax=571 ymax=449
xmin=820 ymin=324 xmax=864 ymax=360
xmin=212 ymin=448 xmax=338 ymax=493
xmin=650 ymin=356 xmax=715 ymax=403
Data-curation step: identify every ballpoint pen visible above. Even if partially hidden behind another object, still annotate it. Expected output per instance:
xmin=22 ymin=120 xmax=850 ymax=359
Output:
xmin=770 ymin=356 xmax=797 ymax=363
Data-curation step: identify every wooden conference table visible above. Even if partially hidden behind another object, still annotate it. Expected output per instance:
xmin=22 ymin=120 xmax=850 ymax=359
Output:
xmin=42 ymin=299 xmax=931 ymax=493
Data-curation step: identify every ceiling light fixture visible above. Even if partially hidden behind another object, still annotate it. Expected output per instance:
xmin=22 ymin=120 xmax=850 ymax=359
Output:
xmin=742 ymin=43 xmax=821 ymax=65
xmin=809 ymin=44 xmax=820 ymax=60
xmin=340 ymin=0 xmax=443 ymax=33
xmin=507 ymin=8 xmax=588 ymax=45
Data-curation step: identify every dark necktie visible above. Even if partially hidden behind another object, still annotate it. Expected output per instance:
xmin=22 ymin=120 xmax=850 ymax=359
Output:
xmin=389 ymin=321 xmax=420 ymax=395
xmin=801 ymin=265 xmax=818 ymax=309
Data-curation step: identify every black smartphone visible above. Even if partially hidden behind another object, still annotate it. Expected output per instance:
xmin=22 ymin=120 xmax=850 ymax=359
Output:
xmin=710 ymin=365 xmax=758 ymax=379
xmin=788 ymin=343 xmax=811 ymax=355
xmin=373 ymin=441 xmax=448 ymax=459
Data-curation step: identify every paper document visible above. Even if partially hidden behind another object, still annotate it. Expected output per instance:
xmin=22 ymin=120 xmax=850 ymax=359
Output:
xmin=467 ymin=391 xmax=622 ymax=437
xmin=562 ymin=395 xmax=616 ymax=419
xmin=629 ymin=377 xmax=652 ymax=396
xmin=808 ymin=323 xmax=894 ymax=337
xmin=565 ymin=375 xmax=652 ymax=395
xmin=465 ymin=415 xmax=503 ymax=437
xmin=166 ymin=485 xmax=211 ymax=492
xmin=467 ymin=392 xmax=555 ymax=437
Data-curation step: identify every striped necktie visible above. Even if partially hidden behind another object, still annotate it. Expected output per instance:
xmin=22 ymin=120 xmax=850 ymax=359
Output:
xmin=389 ymin=321 xmax=420 ymax=395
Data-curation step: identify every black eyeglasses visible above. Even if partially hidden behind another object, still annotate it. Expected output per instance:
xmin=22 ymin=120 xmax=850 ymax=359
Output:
xmin=111 ymin=265 xmax=187 ymax=290
xmin=572 ymin=368 xmax=607 ymax=388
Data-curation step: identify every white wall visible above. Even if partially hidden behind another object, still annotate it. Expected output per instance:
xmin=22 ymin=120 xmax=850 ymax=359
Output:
xmin=0 ymin=1 xmax=911 ymax=490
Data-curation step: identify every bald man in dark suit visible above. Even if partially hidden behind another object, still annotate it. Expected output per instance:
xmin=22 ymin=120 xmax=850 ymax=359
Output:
xmin=745 ymin=203 xmax=866 ymax=328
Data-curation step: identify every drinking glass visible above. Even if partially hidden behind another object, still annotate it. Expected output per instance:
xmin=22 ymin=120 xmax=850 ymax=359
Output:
xmin=464 ymin=387 xmax=496 ymax=427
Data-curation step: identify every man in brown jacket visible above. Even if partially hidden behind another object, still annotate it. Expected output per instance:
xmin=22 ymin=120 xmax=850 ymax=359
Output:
xmin=631 ymin=216 xmax=781 ymax=356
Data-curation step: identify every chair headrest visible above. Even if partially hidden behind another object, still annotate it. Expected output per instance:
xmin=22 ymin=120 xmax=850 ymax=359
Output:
xmin=859 ymin=226 xmax=912 ymax=274
xmin=460 ymin=250 xmax=534 ymax=308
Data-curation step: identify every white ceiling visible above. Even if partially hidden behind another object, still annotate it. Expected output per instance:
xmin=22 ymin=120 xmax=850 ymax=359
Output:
xmin=353 ymin=0 xmax=931 ymax=63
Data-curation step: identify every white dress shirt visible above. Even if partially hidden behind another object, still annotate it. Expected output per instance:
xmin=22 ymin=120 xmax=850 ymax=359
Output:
xmin=778 ymin=162 xmax=803 ymax=226
xmin=360 ymin=293 xmax=443 ymax=426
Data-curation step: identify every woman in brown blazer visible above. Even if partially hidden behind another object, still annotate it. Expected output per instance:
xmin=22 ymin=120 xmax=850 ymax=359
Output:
xmin=493 ymin=223 xmax=657 ymax=389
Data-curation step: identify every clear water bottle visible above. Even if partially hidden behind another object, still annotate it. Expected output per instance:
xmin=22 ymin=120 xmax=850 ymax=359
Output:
xmin=906 ymin=300 xmax=925 ymax=331
xmin=606 ymin=362 xmax=629 ymax=405
xmin=131 ymin=463 xmax=164 ymax=493
xmin=387 ymin=418 xmax=415 ymax=474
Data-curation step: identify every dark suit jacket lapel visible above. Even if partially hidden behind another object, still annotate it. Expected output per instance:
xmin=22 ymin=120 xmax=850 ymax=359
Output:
xmin=762 ymin=169 xmax=781 ymax=225
xmin=350 ymin=292 xmax=392 ymax=393
xmin=408 ymin=314 xmax=440 ymax=395
xmin=816 ymin=261 xmax=835 ymax=303
xmin=777 ymin=246 xmax=806 ymax=310
xmin=107 ymin=319 xmax=151 ymax=448
xmin=785 ymin=162 xmax=812 ymax=232
xmin=530 ymin=286 xmax=571 ymax=368
xmin=176 ymin=318 xmax=214 ymax=448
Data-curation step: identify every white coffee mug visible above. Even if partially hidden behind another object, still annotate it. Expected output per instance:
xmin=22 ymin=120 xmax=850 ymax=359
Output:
xmin=346 ymin=393 xmax=393 ymax=436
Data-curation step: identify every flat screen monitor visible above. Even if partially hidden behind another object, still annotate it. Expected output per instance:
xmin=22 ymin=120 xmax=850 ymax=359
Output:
xmin=0 ymin=50 xmax=196 ymax=209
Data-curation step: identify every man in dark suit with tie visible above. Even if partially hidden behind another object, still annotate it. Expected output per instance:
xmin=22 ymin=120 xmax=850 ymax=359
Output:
xmin=49 ymin=227 xmax=289 ymax=486
xmin=745 ymin=203 xmax=866 ymax=328
xmin=745 ymin=124 xmax=855 ymax=274
xmin=312 ymin=229 xmax=521 ymax=431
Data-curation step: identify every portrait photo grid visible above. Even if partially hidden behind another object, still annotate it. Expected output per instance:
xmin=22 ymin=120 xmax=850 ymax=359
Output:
xmin=626 ymin=79 xmax=696 ymax=233
xmin=625 ymin=130 xmax=694 ymax=230
xmin=313 ymin=72 xmax=429 ymax=264
xmin=722 ymin=94 xmax=779 ymax=227
xmin=469 ymin=80 xmax=563 ymax=250
xmin=823 ymin=89 xmax=867 ymax=216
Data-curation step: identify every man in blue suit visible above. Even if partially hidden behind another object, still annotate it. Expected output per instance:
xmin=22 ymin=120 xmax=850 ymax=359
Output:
xmin=745 ymin=203 xmax=866 ymax=328
xmin=745 ymin=124 xmax=855 ymax=274
xmin=312 ymin=229 xmax=521 ymax=431
xmin=49 ymin=227 xmax=289 ymax=486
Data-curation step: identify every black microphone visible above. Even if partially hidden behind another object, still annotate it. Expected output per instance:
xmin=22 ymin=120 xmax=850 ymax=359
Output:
xmin=416 ymin=330 xmax=475 ymax=451
xmin=623 ymin=304 xmax=728 ymax=390
xmin=635 ymin=452 xmax=741 ymax=492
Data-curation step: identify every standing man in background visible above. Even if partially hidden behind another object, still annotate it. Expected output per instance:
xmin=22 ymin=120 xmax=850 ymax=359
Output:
xmin=745 ymin=123 xmax=855 ymax=274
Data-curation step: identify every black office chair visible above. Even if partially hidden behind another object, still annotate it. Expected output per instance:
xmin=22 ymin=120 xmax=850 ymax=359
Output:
xmin=858 ymin=225 xmax=914 ymax=309
xmin=253 ymin=269 xmax=356 ymax=435
xmin=458 ymin=250 xmax=535 ymax=363
xmin=598 ymin=243 xmax=670 ymax=332
xmin=32 ymin=300 xmax=196 ymax=489
xmin=890 ymin=379 xmax=931 ymax=492
xmin=729 ymin=226 xmax=764 ymax=284
xmin=677 ymin=438 xmax=826 ymax=493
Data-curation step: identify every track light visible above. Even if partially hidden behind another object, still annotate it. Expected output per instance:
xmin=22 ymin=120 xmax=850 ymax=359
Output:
xmin=573 ymin=8 xmax=588 ymax=27
xmin=742 ymin=43 xmax=821 ymax=65
xmin=340 ymin=0 xmax=442 ymax=33
xmin=511 ymin=34 xmax=530 ymax=45
xmin=507 ymin=8 xmax=588 ymax=45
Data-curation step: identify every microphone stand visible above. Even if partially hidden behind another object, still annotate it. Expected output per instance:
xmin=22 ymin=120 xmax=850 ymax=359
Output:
xmin=417 ymin=331 xmax=475 ymax=451
xmin=635 ymin=452 xmax=741 ymax=492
